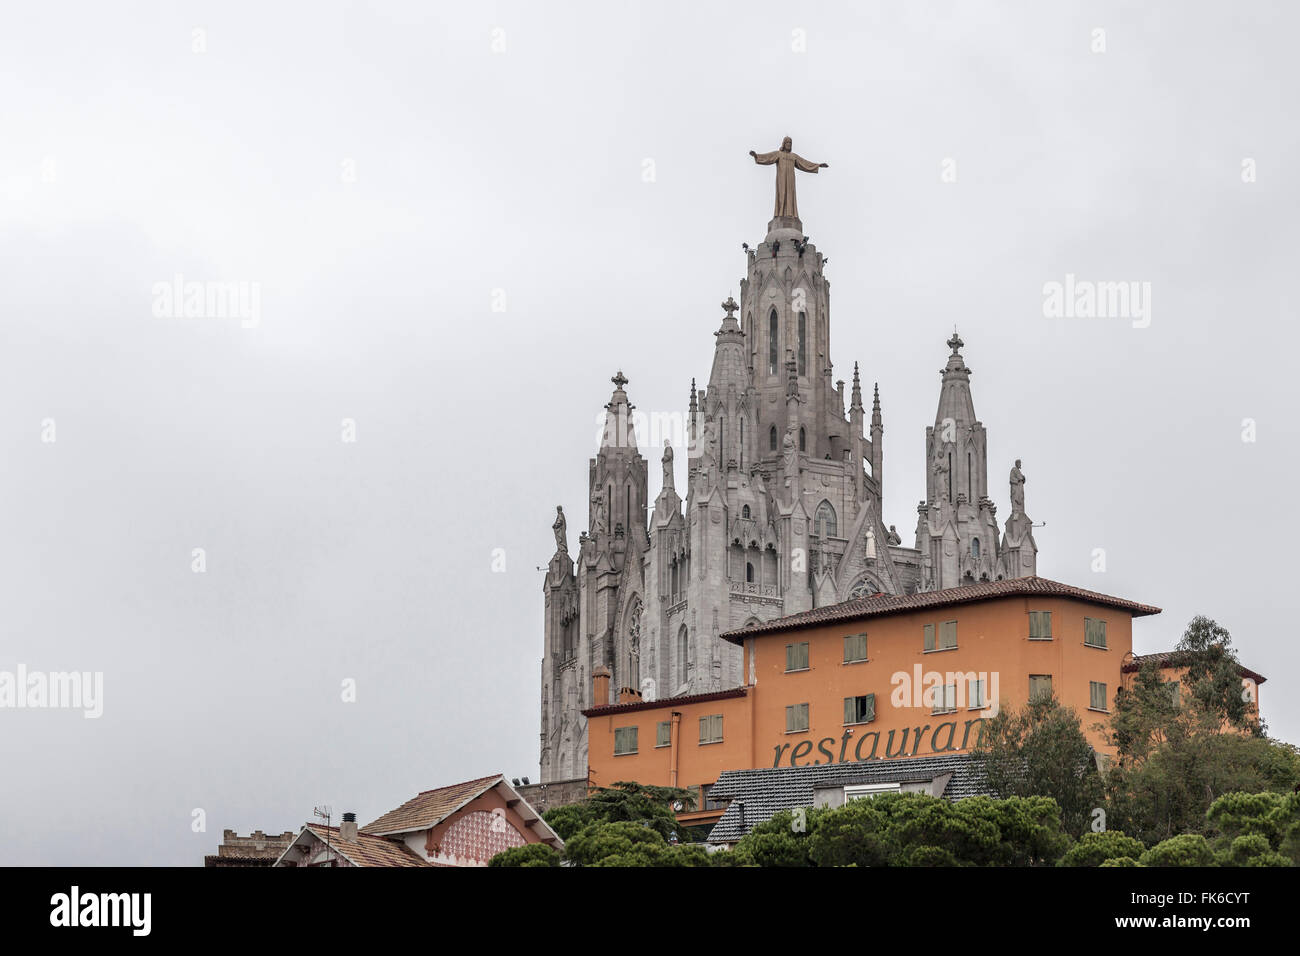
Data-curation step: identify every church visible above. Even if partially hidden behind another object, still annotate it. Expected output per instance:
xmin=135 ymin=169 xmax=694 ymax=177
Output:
xmin=538 ymin=138 xmax=1038 ymax=783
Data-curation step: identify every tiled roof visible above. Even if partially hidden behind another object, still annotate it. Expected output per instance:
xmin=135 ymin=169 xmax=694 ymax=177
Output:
xmin=364 ymin=774 xmax=503 ymax=836
xmin=705 ymin=754 xmax=993 ymax=844
xmin=720 ymin=576 xmax=1161 ymax=643
xmin=1124 ymin=651 xmax=1266 ymax=685
xmin=582 ymin=686 xmax=747 ymax=718
xmin=302 ymin=825 xmax=430 ymax=867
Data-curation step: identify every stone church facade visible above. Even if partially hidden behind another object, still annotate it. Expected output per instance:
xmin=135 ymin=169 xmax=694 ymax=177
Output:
xmin=539 ymin=185 xmax=1038 ymax=783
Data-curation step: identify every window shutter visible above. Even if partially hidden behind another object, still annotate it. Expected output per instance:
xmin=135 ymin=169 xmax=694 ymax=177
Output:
xmin=798 ymin=642 xmax=809 ymax=669
xmin=786 ymin=705 xmax=795 ymax=732
xmin=786 ymin=644 xmax=794 ymax=671
xmin=699 ymin=717 xmax=708 ymax=744
xmin=864 ymin=693 xmax=875 ymax=723
xmin=940 ymin=621 xmax=957 ymax=650
xmin=924 ymin=623 xmax=935 ymax=651
xmin=844 ymin=697 xmax=855 ymax=724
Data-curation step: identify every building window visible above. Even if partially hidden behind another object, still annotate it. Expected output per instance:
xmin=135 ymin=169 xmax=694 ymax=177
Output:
xmin=742 ymin=504 xmax=751 ymax=519
xmin=656 ymin=721 xmax=672 ymax=748
xmin=969 ymin=678 xmax=987 ymax=709
xmin=843 ymin=693 xmax=875 ymax=725
xmin=786 ymin=702 xmax=809 ymax=733
xmin=844 ymin=782 xmax=900 ymax=800
xmin=931 ymin=683 xmax=957 ymax=715
xmin=971 ymin=537 xmax=980 ymax=559
xmin=799 ymin=427 xmax=806 ymax=452
xmin=785 ymin=642 xmax=810 ymax=672
xmin=1165 ymin=680 xmax=1180 ymax=707
xmin=768 ymin=309 xmax=778 ymax=375
xmin=614 ymin=726 xmax=638 ymax=755
xmin=1084 ymin=617 xmax=1108 ymax=648
xmin=925 ymin=620 xmax=957 ymax=651
xmin=1089 ymin=681 xmax=1108 ymax=712
xmin=814 ymin=500 xmax=837 ymax=538
xmin=1028 ymin=610 xmax=1052 ymax=640
xmin=1029 ymin=674 xmax=1053 ymax=701
xmin=769 ymin=425 xmax=777 ymax=451
xmin=677 ymin=625 xmax=689 ymax=674
xmin=745 ymin=562 xmax=754 ymax=583
xmin=699 ymin=714 xmax=723 ymax=745
xmin=843 ymin=633 xmax=867 ymax=663
xmin=797 ymin=312 xmax=807 ymax=375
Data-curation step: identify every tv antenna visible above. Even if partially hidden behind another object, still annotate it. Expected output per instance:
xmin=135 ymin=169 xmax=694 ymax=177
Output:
xmin=313 ymin=805 xmax=333 ymax=865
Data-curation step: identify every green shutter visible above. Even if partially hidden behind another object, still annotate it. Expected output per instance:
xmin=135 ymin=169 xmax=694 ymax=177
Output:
xmin=798 ymin=642 xmax=809 ymax=669
xmin=656 ymin=721 xmax=671 ymax=747
xmin=924 ymin=623 xmax=935 ymax=651
xmin=940 ymin=620 xmax=957 ymax=649
xmin=1029 ymin=611 xmax=1052 ymax=640
xmin=799 ymin=703 xmax=809 ymax=730
xmin=844 ymin=696 xmax=854 ymax=724
xmin=844 ymin=633 xmax=867 ymax=662
xmin=864 ymin=693 xmax=875 ymax=723
xmin=785 ymin=705 xmax=795 ymax=732
xmin=615 ymin=726 xmax=638 ymax=754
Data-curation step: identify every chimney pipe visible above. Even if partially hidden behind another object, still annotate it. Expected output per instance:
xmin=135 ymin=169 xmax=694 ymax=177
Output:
xmin=592 ymin=666 xmax=611 ymax=705
xmin=339 ymin=811 xmax=358 ymax=843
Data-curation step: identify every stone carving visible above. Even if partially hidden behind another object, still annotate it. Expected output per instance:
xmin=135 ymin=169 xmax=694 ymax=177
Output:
xmin=932 ymin=445 xmax=949 ymax=501
xmin=590 ymin=490 xmax=606 ymax=535
xmin=782 ymin=425 xmax=797 ymax=472
xmin=552 ymin=505 xmax=567 ymax=553
xmin=1009 ymin=459 xmax=1026 ymax=514
xmin=749 ymin=136 xmax=828 ymax=220
xmin=887 ymin=525 xmax=902 ymax=546
xmin=662 ymin=440 xmax=675 ymax=491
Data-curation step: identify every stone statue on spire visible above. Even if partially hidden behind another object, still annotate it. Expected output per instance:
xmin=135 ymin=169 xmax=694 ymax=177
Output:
xmin=552 ymin=505 xmax=567 ymax=553
xmin=1009 ymin=459 xmax=1026 ymax=515
xmin=749 ymin=137 xmax=828 ymax=220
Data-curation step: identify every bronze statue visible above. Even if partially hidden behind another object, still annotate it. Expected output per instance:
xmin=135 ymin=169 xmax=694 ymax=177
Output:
xmin=749 ymin=136 xmax=828 ymax=219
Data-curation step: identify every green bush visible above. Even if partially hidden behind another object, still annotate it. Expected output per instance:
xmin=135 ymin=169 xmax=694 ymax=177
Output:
xmin=1057 ymin=831 xmax=1146 ymax=867
xmin=487 ymin=843 xmax=562 ymax=867
xmin=1139 ymin=834 xmax=1216 ymax=867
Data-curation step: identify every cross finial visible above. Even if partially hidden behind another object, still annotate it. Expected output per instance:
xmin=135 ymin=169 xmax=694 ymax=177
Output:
xmin=611 ymin=370 xmax=628 ymax=389
xmin=947 ymin=331 xmax=964 ymax=354
xmin=721 ymin=296 xmax=739 ymax=318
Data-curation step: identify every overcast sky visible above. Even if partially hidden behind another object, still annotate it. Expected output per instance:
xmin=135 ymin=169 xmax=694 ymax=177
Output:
xmin=1 ymin=1 xmax=1295 ymax=865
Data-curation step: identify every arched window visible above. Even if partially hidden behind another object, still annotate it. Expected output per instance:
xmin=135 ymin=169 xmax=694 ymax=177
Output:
xmin=739 ymin=418 xmax=744 ymax=468
xmin=677 ymin=625 xmax=690 ymax=675
xmin=797 ymin=312 xmax=806 ymax=375
xmin=768 ymin=309 xmax=778 ymax=375
xmin=814 ymin=500 xmax=837 ymax=538
xmin=799 ymin=427 xmax=807 ymax=452
xmin=746 ymin=562 xmax=754 ymax=583
xmin=742 ymin=504 xmax=751 ymax=519
xmin=769 ymin=425 xmax=777 ymax=452
xmin=972 ymin=537 xmax=980 ymax=558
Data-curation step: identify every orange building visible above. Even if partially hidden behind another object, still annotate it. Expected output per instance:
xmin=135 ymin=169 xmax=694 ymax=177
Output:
xmin=583 ymin=577 xmax=1171 ymax=827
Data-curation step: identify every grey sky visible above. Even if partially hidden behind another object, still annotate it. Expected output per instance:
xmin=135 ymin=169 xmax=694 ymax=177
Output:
xmin=0 ymin=1 xmax=1295 ymax=864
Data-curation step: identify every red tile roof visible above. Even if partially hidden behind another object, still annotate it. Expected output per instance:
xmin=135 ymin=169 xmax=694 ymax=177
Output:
xmin=301 ymin=825 xmax=429 ymax=867
xmin=1124 ymin=651 xmax=1266 ymax=685
xmin=582 ymin=686 xmax=748 ymax=718
xmin=363 ymin=774 xmax=503 ymax=836
xmin=720 ymin=576 xmax=1161 ymax=644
